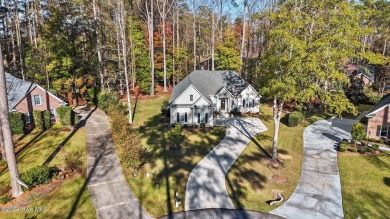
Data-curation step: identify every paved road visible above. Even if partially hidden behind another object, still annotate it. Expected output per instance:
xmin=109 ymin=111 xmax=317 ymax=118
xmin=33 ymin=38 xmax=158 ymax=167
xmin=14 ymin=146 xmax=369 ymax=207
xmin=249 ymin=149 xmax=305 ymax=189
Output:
xmin=185 ymin=117 xmax=268 ymax=210
xmin=271 ymin=119 xmax=352 ymax=219
xmin=77 ymin=106 xmax=153 ymax=219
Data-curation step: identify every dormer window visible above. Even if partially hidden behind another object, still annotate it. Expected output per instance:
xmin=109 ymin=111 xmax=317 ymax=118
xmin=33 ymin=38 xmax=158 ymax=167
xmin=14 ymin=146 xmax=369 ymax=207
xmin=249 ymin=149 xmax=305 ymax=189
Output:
xmin=190 ymin=95 xmax=193 ymax=101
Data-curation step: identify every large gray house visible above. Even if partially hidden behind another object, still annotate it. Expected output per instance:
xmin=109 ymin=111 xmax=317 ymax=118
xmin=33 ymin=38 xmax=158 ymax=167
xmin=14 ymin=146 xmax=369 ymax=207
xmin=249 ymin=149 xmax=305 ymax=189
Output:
xmin=169 ymin=70 xmax=260 ymax=127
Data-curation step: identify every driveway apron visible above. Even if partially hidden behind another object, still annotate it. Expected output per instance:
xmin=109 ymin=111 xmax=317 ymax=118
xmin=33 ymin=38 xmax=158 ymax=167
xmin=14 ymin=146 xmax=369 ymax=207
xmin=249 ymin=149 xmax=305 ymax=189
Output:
xmin=185 ymin=117 xmax=268 ymax=210
xmin=271 ymin=119 xmax=351 ymax=219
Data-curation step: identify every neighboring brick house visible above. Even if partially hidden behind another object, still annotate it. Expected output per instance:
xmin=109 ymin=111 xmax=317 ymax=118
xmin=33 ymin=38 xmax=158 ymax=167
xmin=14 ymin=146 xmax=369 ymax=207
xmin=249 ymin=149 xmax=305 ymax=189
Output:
xmin=344 ymin=64 xmax=376 ymax=87
xmin=6 ymin=73 xmax=66 ymax=125
xmin=365 ymin=94 xmax=390 ymax=140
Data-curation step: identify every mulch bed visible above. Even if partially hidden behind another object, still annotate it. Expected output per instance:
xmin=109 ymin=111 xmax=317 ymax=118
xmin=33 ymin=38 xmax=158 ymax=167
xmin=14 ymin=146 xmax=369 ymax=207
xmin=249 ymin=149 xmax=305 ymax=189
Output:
xmin=0 ymin=170 xmax=82 ymax=207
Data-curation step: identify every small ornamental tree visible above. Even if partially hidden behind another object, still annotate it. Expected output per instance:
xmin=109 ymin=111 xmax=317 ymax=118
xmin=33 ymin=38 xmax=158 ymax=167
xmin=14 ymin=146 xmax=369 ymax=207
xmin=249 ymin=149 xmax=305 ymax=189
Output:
xmin=351 ymin=122 xmax=366 ymax=141
xmin=168 ymin=124 xmax=184 ymax=149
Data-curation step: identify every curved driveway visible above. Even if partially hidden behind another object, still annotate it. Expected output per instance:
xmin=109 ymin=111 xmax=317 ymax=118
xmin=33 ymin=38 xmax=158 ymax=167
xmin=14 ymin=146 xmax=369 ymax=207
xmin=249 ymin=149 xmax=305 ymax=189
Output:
xmin=271 ymin=119 xmax=352 ymax=219
xmin=185 ymin=117 xmax=267 ymax=210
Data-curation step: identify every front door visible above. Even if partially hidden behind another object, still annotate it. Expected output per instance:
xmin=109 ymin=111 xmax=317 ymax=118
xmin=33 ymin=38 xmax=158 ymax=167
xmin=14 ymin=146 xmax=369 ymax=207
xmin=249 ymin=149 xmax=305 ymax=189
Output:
xmin=221 ymin=98 xmax=226 ymax=111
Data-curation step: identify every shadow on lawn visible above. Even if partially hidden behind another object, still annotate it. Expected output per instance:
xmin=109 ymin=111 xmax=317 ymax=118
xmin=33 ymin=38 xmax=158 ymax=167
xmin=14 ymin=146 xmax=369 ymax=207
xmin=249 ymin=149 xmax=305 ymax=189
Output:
xmin=343 ymin=189 xmax=389 ymax=219
xmin=137 ymin=113 xmax=274 ymax=217
xmin=138 ymin=114 xmax=229 ymax=215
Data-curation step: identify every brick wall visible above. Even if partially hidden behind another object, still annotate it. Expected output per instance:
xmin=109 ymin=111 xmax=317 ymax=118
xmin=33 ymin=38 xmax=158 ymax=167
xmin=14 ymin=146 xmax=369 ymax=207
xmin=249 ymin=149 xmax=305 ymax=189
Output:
xmin=13 ymin=86 xmax=63 ymax=114
xmin=367 ymin=106 xmax=390 ymax=139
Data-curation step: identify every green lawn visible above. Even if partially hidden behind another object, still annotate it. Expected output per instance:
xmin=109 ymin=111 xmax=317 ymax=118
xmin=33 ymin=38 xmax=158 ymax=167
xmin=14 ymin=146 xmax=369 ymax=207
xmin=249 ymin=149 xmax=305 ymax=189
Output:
xmin=226 ymin=106 xmax=331 ymax=212
xmin=131 ymin=94 xmax=170 ymax=126
xmin=338 ymin=155 xmax=390 ymax=219
xmin=117 ymin=95 xmax=226 ymax=217
xmin=0 ymin=127 xmax=95 ymax=219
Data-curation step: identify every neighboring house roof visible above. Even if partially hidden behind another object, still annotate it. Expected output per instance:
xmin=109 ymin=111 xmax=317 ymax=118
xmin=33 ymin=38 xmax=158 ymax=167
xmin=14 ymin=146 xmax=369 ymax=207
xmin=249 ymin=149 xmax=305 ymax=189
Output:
xmin=5 ymin=73 xmax=65 ymax=111
xmin=170 ymin=70 xmax=253 ymax=105
xmin=6 ymin=73 xmax=37 ymax=111
xmin=366 ymin=93 xmax=390 ymax=117
xmin=357 ymin=65 xmax=375 ymax=82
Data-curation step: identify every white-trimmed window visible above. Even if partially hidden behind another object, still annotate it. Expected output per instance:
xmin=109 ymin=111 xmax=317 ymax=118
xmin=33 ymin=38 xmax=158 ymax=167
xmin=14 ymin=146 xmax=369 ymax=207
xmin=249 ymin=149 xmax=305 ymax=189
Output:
xmin=248 ymin=99 xmax=253 ymax=107
xmin=177 ymin=112 xmax=187 ymax=123
xmin=24 ymin=113 xmax=31 ymax=124
xmin=376 ymin=125 xmax=390 ymax=138
xmin=33 ymin=95 xmax=42 ymax=105
xmin=50 ymin=109 xmax=57 ymax=119
xmin=190 ymin=95 xmax=193 ymax=101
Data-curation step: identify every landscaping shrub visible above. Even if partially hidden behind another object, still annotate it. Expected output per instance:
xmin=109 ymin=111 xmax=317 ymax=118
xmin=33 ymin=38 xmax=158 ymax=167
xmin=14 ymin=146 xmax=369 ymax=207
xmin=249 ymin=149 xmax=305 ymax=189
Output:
xmin=98 ymin=91 xmax=121 ymax=113
xmin=20 ymin=165 xmax=51 ymax=187
xmin=0 ymin=196 xmax=10 ymax=204
xmin=57 ymin=106 xmax=78 ymax=126
xmin=359 ymin=147 xmax=367 ymax=154
xmin=362 ymin=141 xmax=368 ymax=146
xmin=161 ymin=100 xmax=169 ymax=117
xmin=372 ymin=144 xmax=379 ymax=151
xmin=43 ymin=110 xmax=51 ymax=130
xmin=230 ymin=108 xmax=241 ymax=116
xmin=351 ymin=122 xmax=366 ymax=141
xmin=169 ymin=124 xmax=185 ymax=148
xmin=368 ymin=147 xmax=375 ymax=153
xmin=0 ymin=159 xmax=7 ymax=166
xmin=379 ymin=139 xmax=385 ymax=144
xmin=351 ymin=148 xmax=358 ymax=153
xmin=339 ymin=143 xmax=348 ymax=152
xmin=109 ymin=104 xmax=149 ymax=176
xmin=341 ymin=139 xmax=349 ymax=144
xmin=33 ymin=110 xmax=44 ymax=131
xmin=9 ymin=112 xmax=25 ymax=134
xmin=368 ymin=138 xmax=376 ymax=142
xmin=288 ymin=111 xmax=304 ymax=127
xmin=200 ymin=123 xmax=206 ymax=129
xmin=57 ymin=106 xmax=72 ymax=125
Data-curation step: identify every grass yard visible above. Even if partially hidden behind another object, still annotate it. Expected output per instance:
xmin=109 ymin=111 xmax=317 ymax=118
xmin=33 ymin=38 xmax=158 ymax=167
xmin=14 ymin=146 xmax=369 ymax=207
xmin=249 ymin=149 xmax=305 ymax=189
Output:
xmin=226 ymin=105 xmax=331 ymax=212
xmin=131 ymin=94 xmax=170 ymax=126
xmin=117 ymin=95 xmax=226 ymax=217
xmin=338 ymin=155 xmax=390 ymax=219
xmin=0 ymin=126 xmax=95 ymax=219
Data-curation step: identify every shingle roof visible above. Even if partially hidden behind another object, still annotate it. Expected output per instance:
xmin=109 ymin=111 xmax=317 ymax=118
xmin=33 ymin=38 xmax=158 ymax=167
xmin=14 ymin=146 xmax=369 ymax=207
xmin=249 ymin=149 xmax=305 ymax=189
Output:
xmin=5 ymin=73 xmax=36 ymax=111
xmin=357 ymin=65 xmax=375 ymax=82
xmin=366 ymin=93 xmax=390 ymax=116
xmin=170 ymin=70 xmax=250 ymax=104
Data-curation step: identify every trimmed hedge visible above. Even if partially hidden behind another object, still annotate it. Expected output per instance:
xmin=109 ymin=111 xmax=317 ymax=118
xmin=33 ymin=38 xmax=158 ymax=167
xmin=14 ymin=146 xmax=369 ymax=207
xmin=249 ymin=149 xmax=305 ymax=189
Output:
xmin=43 ymin=110 xmax=51 ymax=130
xmin=288 ymin=111 xmax=304 ymax=127
xmin=57 ymin=106 xmax=78 ymax=126
xmin=57 ymin=106 xmax=72 ymax=125
xmin=33 ymin=110 xmax=44 ymax=131
xmin=9 ymin=112 xmax=25 ymax=134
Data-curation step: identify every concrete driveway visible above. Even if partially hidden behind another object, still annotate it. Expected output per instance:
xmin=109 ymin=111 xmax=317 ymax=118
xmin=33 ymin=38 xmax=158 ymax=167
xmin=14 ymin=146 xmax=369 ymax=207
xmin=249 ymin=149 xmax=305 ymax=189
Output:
xmin=271 ymin=119 xmax=353 ymax=219
xmin=185 ymin=117 xmax=268 ymax=210
xmin=76 ymin=107 xmax=153 ymax=219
